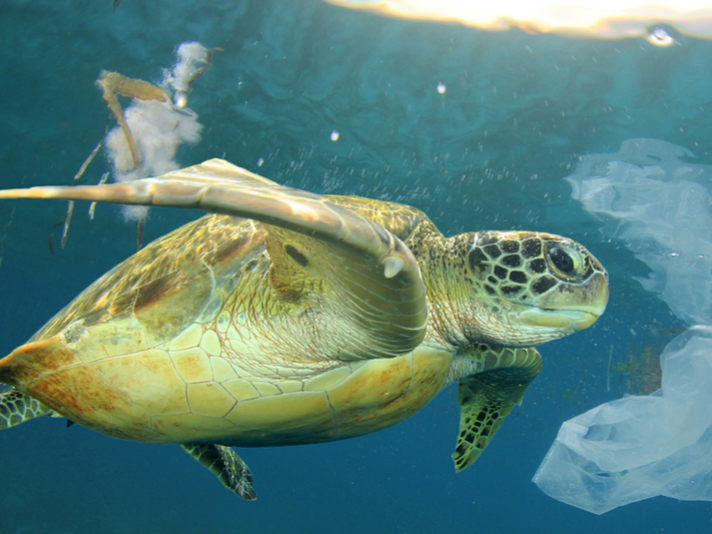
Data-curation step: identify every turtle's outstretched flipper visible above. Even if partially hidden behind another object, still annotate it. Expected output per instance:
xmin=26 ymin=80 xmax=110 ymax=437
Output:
xmin=181 ymin=444 xmax=256 ymax=501
xmin=452 ymin=347 xmax=543 ymax=472
xmin=0 ymin=389 xmax=52 ymax=429
xmin=0 ymin=159 xmax=428 ymax=360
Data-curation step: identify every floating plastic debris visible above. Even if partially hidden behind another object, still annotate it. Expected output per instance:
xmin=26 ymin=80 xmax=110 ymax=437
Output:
xmin=534 ymin=138 xmax=712 ymax=514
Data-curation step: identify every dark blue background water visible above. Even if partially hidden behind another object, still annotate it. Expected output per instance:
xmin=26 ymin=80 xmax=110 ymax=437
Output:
xmin=0 ymin=1 xmax=709 ymax=532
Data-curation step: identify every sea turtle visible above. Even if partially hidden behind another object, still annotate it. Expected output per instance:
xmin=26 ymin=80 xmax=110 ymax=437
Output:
xmin=0 ymin=159 xmax=608 ymax=500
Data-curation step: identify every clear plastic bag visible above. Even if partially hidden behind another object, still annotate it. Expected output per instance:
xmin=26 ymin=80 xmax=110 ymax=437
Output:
xmin=534 ymin=327 xmax=712 ymax=514
xmin=566 ymin=138 xmax=712 ymax=326
xmin=534 ymin=139 xmax=712 ymax=514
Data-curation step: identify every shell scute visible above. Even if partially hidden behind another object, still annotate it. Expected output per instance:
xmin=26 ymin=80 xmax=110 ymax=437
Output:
xmin=325 ymin=350 xmax=451 ymax=437
xmin=151 ymin=413 xmax=240 ymax=442
xmin=171 ymin=348 xmax=213 ymax=383
xmin=199 ymin=330 xmax=223 ymax=357
xmin=0 ymin=337 xmax=77 ymax=389
xmin=168 ymin=324 xmax=203 ymax=351
xmin=91 ymin=350 xmax=189 ymax=417
xmin=328 ymin=357 xmax=413 ymax=417
xmin=224 ymin=390 xmax=332 ymax=435
xmin=221 ymin=378 xmax=260 ymax=401
xmin=80 ymin=323 xmax=148 ymax=359
xmin=186 ymin=383 xmax=237 ymax=417
xmin=40 ymin=365 xmax=140 ymax=429
xmin=210 ymin=357 xmax=239 ymax=382
xmin=252 ymin=381 xmax=282 ymax=397
xmin=277 ymin=380 xmax=304 ymax=393
xmin=304 ymin=365 xmax=352 ymax=392
xmin=365 ymin=350 xmax=451 ymax=426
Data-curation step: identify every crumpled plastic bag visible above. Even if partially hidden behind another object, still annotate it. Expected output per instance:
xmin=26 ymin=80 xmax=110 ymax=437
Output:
xmin=564 ymin=138 xmax=712 ymax=326
xmin=533 ymin=326 xmax=712 ymax=514
xmin=533 ymin=138 xmax=712 ymax=514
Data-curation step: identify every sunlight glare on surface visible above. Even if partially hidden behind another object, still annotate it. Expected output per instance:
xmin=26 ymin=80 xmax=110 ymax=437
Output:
xmin=324 ymin=1 xmax=712 ymax=41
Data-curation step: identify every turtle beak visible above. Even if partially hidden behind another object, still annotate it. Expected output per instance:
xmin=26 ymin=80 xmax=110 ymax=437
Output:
xmin=521 ymin=272 xmax=609 ymax=334
xmin=519 ymin=308 xmax=601 ymax=333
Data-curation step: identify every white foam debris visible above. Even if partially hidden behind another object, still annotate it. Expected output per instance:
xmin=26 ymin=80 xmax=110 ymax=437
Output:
xmin=105 ymin=42 xmax=208 ymax=221
xmin=164 ymin=42 xmax=211 ymax=107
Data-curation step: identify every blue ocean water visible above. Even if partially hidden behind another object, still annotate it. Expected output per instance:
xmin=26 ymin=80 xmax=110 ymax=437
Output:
xmin=0 ymin=0 xmax=710 ymax=533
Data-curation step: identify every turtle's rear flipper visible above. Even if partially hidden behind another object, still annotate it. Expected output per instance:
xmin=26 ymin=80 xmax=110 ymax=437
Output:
xmin=452 ymin=347 xmax=543 ymax=472
xmin=0 ymin=389 xmax=52 ymax=429
xmin=181 ymin=444 xmax=256 ymax=501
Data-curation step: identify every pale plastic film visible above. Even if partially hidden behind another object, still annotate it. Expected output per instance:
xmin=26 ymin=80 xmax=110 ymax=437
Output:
xmin=534 ymin=327 xmax=712 ymax=514
xmin=533 ymin=139 xmax=712 ymax=514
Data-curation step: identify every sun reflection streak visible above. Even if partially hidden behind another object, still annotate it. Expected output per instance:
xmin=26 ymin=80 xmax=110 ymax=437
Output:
xmin=324 ymin=1 xmax=712 ymax=42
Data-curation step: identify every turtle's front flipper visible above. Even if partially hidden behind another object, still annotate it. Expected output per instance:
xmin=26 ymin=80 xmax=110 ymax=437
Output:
xmin=181 ymin=444 xmax=256 ymax=501
xmin=0 ymin=389 xmax=52 ymax=429
xmin=0 ymin=158 xmax=428 ymax=360
xmin=452 ymin=347 xmax=542 ymax=472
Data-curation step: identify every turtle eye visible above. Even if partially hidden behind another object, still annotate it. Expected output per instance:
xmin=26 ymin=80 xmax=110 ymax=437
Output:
xmin=547 ymin=245 xmax=581 ymax=280
xmin=549 ymin=247 xmax=573 ymax=272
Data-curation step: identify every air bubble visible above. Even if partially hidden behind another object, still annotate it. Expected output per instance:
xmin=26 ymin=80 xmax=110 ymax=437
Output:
xmin=645 ymin=27 xmax=675 ymax=47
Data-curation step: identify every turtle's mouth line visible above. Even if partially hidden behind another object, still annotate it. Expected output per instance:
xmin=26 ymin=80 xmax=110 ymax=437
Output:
xmin=519 ymin=307 xmax=602 ymax=332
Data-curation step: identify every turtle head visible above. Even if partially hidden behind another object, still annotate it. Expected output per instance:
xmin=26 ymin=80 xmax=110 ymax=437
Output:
xmin=447 ymin=231 xmax=608 ymax=347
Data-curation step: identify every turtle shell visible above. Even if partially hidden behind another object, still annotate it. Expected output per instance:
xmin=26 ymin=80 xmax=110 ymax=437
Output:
xmin=0 ymin=166 xmax=447 ymax=446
